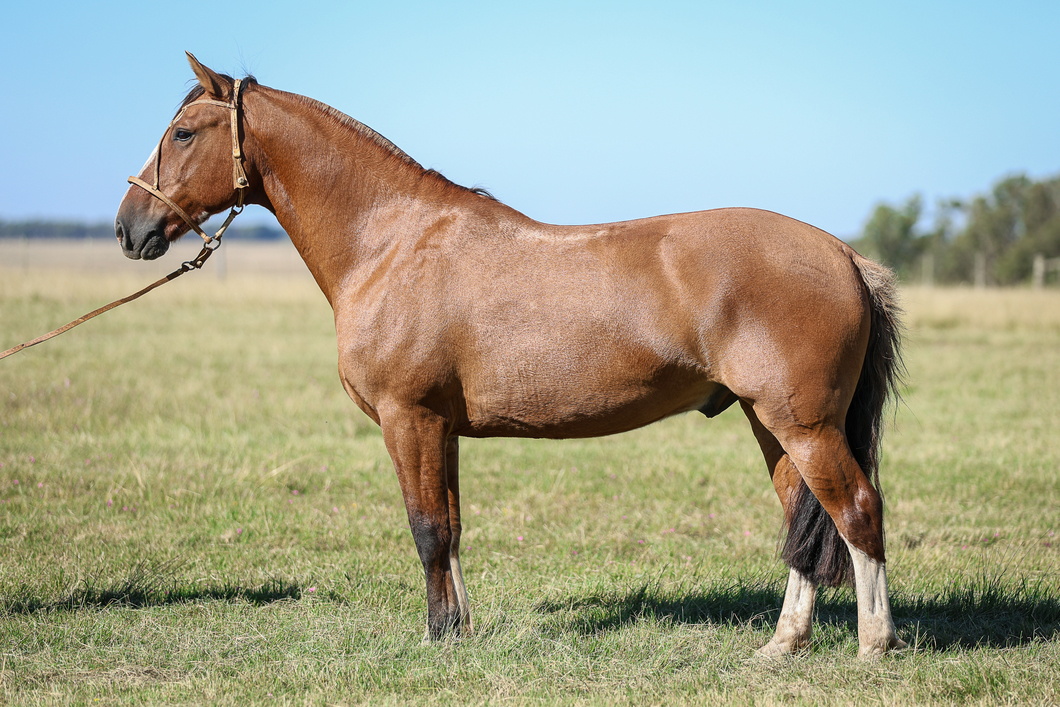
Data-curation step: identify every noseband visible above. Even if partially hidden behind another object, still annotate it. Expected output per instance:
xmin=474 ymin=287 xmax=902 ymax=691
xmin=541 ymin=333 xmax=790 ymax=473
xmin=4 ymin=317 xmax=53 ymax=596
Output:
xmin=127 ymin=78 xmax=249 ymax=248
xmin=0 ymin=80 xmax=252 ymax=361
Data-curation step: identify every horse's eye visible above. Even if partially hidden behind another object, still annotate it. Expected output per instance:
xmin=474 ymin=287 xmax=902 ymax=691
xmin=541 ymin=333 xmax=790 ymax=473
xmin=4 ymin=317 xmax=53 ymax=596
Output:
xmin=174 ymin=128 xmax=194 ymax=142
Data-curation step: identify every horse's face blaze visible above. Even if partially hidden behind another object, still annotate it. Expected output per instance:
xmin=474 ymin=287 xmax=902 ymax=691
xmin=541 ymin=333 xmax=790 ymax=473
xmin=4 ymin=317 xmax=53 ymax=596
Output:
xmin=114 ymin=98 xmax=236 ymax=260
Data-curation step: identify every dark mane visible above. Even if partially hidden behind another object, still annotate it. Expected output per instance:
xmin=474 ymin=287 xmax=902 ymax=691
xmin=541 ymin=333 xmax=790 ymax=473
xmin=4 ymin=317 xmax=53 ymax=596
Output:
xmin=423 ymin=169 xmax=498 ymax=201
xmin=180 ymin=72 xmax=497 ymax=202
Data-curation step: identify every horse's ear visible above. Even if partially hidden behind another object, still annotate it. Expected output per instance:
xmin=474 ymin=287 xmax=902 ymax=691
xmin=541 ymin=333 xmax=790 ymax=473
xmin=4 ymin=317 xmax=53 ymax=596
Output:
xmin=186 ymin=52 xmax=230 ymax=101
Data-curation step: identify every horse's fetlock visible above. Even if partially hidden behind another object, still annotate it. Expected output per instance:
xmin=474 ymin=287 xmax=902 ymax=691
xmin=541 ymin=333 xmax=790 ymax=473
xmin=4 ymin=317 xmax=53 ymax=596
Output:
xmin=426 ymin=607 xmax=462 ymax=641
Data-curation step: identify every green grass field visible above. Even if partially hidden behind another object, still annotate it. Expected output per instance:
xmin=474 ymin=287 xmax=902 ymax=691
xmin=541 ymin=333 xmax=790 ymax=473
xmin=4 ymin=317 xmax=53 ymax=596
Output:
xmin=1 ymin=242 xmax=1059 ymax=705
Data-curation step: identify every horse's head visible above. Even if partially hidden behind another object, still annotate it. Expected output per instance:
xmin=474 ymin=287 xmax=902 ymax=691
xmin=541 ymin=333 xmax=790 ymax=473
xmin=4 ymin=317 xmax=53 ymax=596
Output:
xmin=115 ymin=53 xmax=250 ymax=260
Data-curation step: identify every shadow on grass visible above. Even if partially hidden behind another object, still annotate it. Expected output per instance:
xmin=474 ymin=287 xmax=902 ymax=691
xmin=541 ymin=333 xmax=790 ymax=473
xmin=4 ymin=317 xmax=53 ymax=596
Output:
xmin=1 ymin=558 xmax=310 ymax=614
xmin=535 ymin=574 xmax=1060 ymax=650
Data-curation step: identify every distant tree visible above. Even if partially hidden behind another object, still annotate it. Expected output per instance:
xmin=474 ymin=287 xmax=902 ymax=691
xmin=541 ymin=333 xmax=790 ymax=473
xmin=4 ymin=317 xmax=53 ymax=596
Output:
xmin=858 ymin=194 xmax=925 ymax=279
xmin=858 ymin=172 xmax=1060 ymax=286
xmin=943 ymin=174 xmax=1060 ymax=285
xmin=995 ymin=176 xmax=1060 ymax=283
xmin=955 ymin=175 xmax=1031 ymax=285
xmin=0 ymin=220 xmax=114 ymax=239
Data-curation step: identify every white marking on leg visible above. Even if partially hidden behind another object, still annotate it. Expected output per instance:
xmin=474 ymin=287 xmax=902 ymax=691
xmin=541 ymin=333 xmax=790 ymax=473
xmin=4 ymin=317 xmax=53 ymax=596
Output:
xmin=843 ymin=540 xmax=907 ymax=657
xmin=450 ymin=551 xmax=473 ymax=632
xmin=758 ymin=567 xmax=817 ymax=656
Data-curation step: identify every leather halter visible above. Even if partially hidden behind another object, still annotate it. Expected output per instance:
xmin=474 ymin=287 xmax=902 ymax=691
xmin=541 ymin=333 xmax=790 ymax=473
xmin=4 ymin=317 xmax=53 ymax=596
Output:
xmin=0 ymin=80 xmax=252 ymax=361
xmin=127 ymin=79 xmax=249 ymax=246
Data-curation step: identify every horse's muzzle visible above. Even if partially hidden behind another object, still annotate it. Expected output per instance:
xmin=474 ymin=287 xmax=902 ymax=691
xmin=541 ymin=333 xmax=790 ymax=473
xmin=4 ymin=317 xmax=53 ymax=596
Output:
xmin=115 ymin=217 xmax=170 ymax=261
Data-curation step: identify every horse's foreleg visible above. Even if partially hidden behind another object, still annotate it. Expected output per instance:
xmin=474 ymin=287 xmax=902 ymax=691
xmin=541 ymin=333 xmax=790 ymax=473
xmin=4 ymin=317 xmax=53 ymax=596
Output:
xmin=380 ymin=407 xmax=462 ymax=639
xmin=445 ymin=437 xmax=473 ymax=631
xmin=742 ymin=402 xmax=818 ymax=655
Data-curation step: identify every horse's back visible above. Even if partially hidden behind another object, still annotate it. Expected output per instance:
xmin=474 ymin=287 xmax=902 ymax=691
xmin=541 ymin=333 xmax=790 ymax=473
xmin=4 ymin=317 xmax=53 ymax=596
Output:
xmin=531 ymin=206 xmax=872 ymax=371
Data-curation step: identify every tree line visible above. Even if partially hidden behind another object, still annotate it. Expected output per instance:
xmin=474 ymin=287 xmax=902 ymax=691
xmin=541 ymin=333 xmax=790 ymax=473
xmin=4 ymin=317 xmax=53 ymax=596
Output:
xmin=851 ymin=172 xmax=1060 ymax=286
xmin=0 ymin=221 xmax=286 ymax=241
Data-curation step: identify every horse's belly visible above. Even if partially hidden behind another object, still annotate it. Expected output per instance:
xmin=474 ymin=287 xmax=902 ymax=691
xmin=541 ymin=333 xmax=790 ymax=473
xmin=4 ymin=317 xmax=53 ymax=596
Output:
xmin=457 ymin=363 xmax=726 ymax=439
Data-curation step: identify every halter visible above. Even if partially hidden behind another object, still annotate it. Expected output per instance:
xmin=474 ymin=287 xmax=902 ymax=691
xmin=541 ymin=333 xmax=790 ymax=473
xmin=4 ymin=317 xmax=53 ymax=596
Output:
xmin=0 ymin=79 xmax=252 ymax=361
xmin=127 ymin=78 xmax=249 ymax=247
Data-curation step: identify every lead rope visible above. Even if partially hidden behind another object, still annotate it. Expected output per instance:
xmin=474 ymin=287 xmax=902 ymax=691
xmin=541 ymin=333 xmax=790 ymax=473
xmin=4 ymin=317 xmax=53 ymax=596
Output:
xmin=1 ymin=81 xmax=248 ymax=361
xmin=0 ymin=244 xmax=216 ymax=360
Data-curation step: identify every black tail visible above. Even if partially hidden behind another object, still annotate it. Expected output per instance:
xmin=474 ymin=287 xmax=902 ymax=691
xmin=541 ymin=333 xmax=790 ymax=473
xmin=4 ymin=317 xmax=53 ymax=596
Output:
xmin=780 ymin=252 xmax=904 ymax=588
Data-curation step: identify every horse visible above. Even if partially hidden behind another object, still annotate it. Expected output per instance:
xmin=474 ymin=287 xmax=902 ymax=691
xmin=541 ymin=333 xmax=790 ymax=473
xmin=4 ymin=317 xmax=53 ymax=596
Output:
xmin=115 ymin=53 xmax=906 ymax=658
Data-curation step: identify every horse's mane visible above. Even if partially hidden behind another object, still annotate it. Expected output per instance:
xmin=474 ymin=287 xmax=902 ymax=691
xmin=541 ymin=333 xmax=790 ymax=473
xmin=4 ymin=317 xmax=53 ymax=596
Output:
xmin=299 ymin=96 xmax=498 ymax=201
xmin=178 ymin=74 xmax=496 ymax=201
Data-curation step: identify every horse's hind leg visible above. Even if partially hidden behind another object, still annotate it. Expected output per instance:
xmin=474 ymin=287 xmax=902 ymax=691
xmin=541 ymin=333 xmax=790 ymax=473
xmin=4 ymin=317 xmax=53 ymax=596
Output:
xmin=742 ymin=402 xmax=818 ymax=655
xmin=763 ymin=414 xmax=904 ymax=657
xmin=446 ymin=437 xmax=473 ymax=631
xmin=844 ymin=538 xmax=905 ymax=657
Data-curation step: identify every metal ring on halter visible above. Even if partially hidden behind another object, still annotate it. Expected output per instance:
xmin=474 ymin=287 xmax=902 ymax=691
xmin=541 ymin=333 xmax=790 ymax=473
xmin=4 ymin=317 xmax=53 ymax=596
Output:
xmin=127 ymin=79 xmax=249 ymax=249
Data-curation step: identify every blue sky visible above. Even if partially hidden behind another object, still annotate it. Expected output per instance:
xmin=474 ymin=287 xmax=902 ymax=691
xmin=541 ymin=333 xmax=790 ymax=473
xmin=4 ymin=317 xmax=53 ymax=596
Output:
xmin=2 ymin=1 xmax=1058 ymax=239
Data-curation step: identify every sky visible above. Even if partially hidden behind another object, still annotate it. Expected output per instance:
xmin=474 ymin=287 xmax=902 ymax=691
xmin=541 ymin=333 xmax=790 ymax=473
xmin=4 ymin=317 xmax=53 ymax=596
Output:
xmin=1 ymin=1 xmax=1058 ymax=240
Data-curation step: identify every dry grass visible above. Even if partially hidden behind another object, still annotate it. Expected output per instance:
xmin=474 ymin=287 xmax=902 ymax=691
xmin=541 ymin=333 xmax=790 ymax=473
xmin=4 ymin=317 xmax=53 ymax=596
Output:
xmin=902 ymin=285 xmax=1060 ymax=332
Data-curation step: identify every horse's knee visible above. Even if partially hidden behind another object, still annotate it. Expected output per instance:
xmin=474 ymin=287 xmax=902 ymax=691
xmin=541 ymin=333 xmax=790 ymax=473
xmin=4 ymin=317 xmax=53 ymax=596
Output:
xmin=771 ymin=456 xmax=802 ymax=517
xmin=740 ymin=402 xmax=803 ymax=516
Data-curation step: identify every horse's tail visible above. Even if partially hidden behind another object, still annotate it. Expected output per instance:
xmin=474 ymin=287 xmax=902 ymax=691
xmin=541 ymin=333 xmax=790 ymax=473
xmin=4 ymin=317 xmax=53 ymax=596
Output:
xmin=781 ymin=250 xmax=904 ymax=587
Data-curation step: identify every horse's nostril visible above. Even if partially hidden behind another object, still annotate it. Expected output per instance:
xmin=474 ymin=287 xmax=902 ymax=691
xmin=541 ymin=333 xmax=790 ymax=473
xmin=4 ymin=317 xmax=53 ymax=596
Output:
xmin=115 ymin=220 xmax=135 ymax=252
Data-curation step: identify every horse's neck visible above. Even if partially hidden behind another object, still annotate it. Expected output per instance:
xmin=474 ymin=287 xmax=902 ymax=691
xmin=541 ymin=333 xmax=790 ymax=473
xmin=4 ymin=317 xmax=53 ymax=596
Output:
xmin=249 ymin=88 xmax=432 ymax=304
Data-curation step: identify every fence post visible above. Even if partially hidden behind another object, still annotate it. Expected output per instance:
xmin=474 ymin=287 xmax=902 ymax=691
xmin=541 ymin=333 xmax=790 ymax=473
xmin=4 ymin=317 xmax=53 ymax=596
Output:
xmin=1034 ymin=253 xmax=1045 ymax=289
xmin=974 ymin=251 xmax=986 ymax=289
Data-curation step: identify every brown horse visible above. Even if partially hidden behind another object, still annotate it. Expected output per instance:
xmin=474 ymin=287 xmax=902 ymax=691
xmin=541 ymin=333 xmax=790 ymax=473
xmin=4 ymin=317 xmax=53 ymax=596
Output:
xmin=115 ymin=54 xmax=906 ymax=657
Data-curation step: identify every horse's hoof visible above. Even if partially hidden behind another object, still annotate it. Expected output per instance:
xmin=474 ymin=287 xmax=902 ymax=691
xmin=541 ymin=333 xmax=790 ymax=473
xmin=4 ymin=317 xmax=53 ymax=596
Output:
xmin=422 ymin=615 xmax=465 ymax=644
xmin=755 ymin=639 xmax=800 ymax=658
xmin=857 ymin=636 xmax=908 ymax=659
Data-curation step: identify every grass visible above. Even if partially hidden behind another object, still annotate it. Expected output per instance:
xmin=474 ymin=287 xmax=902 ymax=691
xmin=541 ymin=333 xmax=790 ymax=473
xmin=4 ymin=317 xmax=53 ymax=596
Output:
xmin=1 ymin=241 xmax=1059 ymax=705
